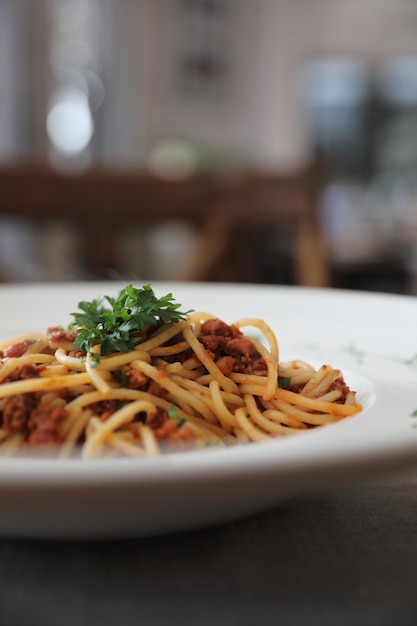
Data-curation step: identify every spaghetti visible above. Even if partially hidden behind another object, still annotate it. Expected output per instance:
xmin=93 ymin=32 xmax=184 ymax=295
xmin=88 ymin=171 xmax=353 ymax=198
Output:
xmin=0 ymin=285 xmax=362 ymax=458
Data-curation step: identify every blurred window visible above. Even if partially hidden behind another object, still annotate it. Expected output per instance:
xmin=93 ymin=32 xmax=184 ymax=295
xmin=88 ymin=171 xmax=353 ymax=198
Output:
xmin=301 ymin=57 xmax=370 ymax=177
xmin=175 ymin=0 xmax=233 ymax=98
xmin=374 ymin=57 xmax=417 ymax=174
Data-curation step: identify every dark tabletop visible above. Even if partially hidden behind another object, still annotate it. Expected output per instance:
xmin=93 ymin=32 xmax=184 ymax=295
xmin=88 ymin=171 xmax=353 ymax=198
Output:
xmin=1 ymin=472 xmax=417 ymax=626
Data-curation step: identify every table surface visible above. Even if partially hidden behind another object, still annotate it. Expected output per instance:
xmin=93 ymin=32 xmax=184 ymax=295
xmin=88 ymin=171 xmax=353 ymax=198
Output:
xmin=1 ymin=471 xmax=417 ymax=626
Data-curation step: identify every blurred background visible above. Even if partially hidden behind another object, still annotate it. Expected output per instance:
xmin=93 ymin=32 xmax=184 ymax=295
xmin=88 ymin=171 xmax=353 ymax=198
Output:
xmin=1 ymin=0 xmax=417 ymax=293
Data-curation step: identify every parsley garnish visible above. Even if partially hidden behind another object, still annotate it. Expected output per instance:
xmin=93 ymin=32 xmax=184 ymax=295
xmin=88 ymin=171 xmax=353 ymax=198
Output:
xmin=278 ymin=377 xmax=291 ymax=389
xmin=119 ymin=370 xmax=127 ymax=388
xmin=168 ymin=404 xmax=186 ymax=427
xmin=70 ymin=283 xmax=192 ymax=364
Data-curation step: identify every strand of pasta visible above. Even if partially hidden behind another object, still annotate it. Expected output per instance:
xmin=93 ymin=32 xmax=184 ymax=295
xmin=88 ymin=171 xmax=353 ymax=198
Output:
xmin=181 ymin=356 xmax=205 ymax=370
xmin=153 ymin=359 xmax=203 ymax=381
xmin=66 ymin=387 xmax=162 ymax=410
xmin=130 ymin=359 xmax=219 ymax=423
xmin=233 ymin=427 xmax=250 ymax=445
xmin=0 ymin=312 xmax=363 ymax=457
xmin=230 ymin=372 xmax=269 ymax=385
xmin=344 ymin=391 xmax=358 ymax=406
xmin=168 ymin=381 xmax=235 ymax=433
xmin=244 ymin=394 xmax=304 ymax=435
xmin=313 ymin=389 xmax=343 ymax=403
xmin=134 ymin=320 xmax=188 ymax=353
xmin=59 ymin=409 xmax=92 ymax=458
xmin=0 ymin=372 xmax=93 ymax=398
xmin=208 ymin=380 xmax=239 ymax=428
xmin=85 ymin=350 xmax=112 ymax=396
xmin=0 ymin=332 xmax=44 ymax=351
xmin=55 ymin=347 xmax=152 ymax=372
xmin=233 ymin=318 xmax=279 ymax=362
xmin=177 ymin=381 xmax=236 ymax=433
xmin=104 ymin=432 xmax=148 ymax=457
xmin=272 ymin=387 xmax=362 ymax=417
xmin=40 ymin=365 xmax=70 ymax=377
xmin=301 ymin=365 xmax=341 ymax=398
xmin=87 ymin=418 xmax=160 ymax=457
xmin=64 ymin=386 xmax=232 ymax=442
xmin=82 ymin=399 xmax=156 ymax=458
xmin=69 ymin=376 xmax=235 ymax=443
xmin=238 ymin=383 xmax=271 ymax=397
xmin=149 ymin=341 xmax=190 ymax=357
xmin=234 ymin=407 xmax=270 ymax=442
xmin=242 ymin=337 xmax=277 ymax=400
xmin=259 ymin=397 xmax=309 ymax=428
xmin=25 ymin=339 xmax=51 ymax=355
xmin=38 ymin=391 xmax=66 ymax=408
xmin=0 ymin=428 xmax=10 ymax=443
xmin=0 ymin=433 xmax=24 ymax=456
xmin=136 ymin=424 xmax=160 ymax=456
xmin=186 ymin=311 xmax=217 ymax=334
xmin=269 ymin=397 xmax=345 ymax=426
xmin=0 ymin=353 xmax=56 ymax=383
xmin=172 ymin=375 xmax=245 ymax=408
xmin=65 ymin=365 xmax=232 ymax=447
xmin=262 ymin=408 xmax=308 ymax=429
xmin=182 ymin=325 xmax=238 ymax=394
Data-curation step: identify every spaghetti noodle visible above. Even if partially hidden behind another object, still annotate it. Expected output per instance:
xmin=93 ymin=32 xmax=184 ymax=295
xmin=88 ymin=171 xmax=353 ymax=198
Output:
xmin=0 ymin=284 xmax=362 ymax=458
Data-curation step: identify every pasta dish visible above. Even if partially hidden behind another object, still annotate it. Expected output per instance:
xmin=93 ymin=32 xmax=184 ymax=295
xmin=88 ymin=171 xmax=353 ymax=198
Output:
xmin=0 ymin=284 xmax=362 ymax=458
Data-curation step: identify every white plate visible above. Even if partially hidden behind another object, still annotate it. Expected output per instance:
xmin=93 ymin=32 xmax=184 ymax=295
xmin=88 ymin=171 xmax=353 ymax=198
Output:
xmin=1 ymin=281 xmax=417 ymax=540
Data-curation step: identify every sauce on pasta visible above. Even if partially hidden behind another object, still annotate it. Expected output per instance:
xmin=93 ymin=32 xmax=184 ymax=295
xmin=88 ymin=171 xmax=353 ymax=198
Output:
xmin=0 ymin=285 xmax=362 ymax=458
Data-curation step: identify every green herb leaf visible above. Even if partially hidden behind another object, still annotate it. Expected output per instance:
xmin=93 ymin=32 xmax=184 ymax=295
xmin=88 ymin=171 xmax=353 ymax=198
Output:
xmin=168 ymin=404 xmax=179 ymax=419
xmin=119 ymin=370 xmax=127 ymax=388
xmin=278 ymin=377 xmax=291 ymax=389
xmin=168 ymin=404 xmax=186 ymax=427
xmin=70 ymin=283 xmax=192 ymax=362
xmin=411 ymin=409 xmax=417 ymax=417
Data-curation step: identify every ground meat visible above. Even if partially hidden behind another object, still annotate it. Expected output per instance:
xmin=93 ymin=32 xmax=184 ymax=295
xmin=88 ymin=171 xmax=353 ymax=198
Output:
xmin=198 ymin=319 xmax=268 ymax=376
xmin=68 ymin=349 xmax=85 ymax=359
xmin=1 ymin=384 xmax=69 ymax=446
xmin=47 ymin=326 xmax=78 ymax=350
xmin=4 ymin=363 xmax=46 ymax=383
xmin=147 ymin=380 xmax=167 ymax=397
xmin=215 ymin=355 xmax=235 ymax=377
xmin=2 ymin=393 xmax=38 ymax=433
xmin=225 ymin=337 xmax=267 ymax=375
xmin=163 ymin=348 xmax=194 ymax=364
xmin=123 ymin=367 xmax=148 ymax=389
xmin=145 ymin=407 xmax=169 ymax=430
xmin=4 ymin=340 xmax=35 ymax=358
xmin=120 ymin=366 xmax=167 ymax=398
xmin=329 ymin=377 xmax=351 ymax=402
xmin=27 ymin=405 xmax=68 ymax=446
xmin=89 ymin=399 xmax=122 ymax=421
xmin=153 ymin=419 xmax=195 ymax=443
xmin=162 ymin=333 xmax=193 ymax=364
xmin=198 ymin=319 xmax=241 ymax=353
xmin=145 ymin=407 xmax=195 ymax=443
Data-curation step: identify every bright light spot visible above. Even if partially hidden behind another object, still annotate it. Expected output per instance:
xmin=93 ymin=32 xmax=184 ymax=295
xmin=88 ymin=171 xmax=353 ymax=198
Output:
xmin=46 ymin=89 xmax=93 ymax=155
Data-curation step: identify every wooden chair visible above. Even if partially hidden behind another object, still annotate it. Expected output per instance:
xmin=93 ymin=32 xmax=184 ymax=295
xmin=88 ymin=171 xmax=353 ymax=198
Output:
xmin=0 ymin=162 xmax=329 ymax=286
xmin=185 ymin=165 xmax=329 ymax=286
